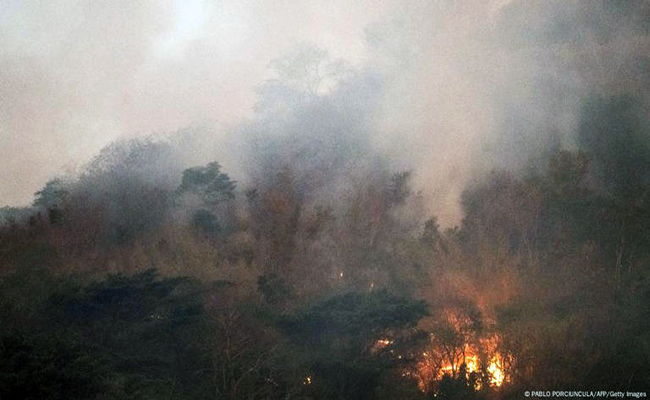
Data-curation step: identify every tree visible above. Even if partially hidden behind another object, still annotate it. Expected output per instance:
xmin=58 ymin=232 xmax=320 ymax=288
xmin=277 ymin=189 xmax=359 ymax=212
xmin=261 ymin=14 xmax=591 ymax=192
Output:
xmin=33 ymin=179 xmax=68 ymax=209
xmin=278 ymin=290 xmax=428 ymax=399
xmin=578 ymin=96 xmax=650 ymax=278
xmin=177 ymin=162 xmax=238 ymax=239
xmin=33 ymin=179 xmax=68 ymax=223
xmin=177 ymin=162 xmax=236 ymax=205
xmin=256 ymin=43 xmax=351 ymax=112
xmin=578 ymin=95 xmax=650 ymax=201
xmin=41 ymin=270 xmax=212 ymax=399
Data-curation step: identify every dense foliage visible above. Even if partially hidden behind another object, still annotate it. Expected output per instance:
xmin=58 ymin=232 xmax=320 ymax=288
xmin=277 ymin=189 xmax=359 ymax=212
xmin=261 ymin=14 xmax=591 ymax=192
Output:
xmin=1 ymin=95 xmax=650 ymax=398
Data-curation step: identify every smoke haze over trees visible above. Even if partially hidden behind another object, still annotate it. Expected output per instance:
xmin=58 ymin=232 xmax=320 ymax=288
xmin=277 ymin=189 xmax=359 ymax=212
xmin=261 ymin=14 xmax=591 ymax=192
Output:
xmin=1 ymin=1 xmax=650 ymax=399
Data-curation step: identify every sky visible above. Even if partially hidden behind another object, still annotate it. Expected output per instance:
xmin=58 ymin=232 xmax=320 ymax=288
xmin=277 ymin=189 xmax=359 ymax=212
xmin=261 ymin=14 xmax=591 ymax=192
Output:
xmin=1 ymin=0 xmax=649 ymax=225
xmin=0 ymin=0 xmax=390 ymax=206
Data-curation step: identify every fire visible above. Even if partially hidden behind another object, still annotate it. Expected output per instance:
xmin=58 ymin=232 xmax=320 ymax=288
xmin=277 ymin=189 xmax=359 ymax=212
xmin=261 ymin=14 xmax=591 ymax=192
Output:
xmin=385 ymin=306 xmax=510 ymax=393
xmin=372 ymin=338 xmax=394 ymax=353
xmin=465 ymin=355 xmax=479 ymax=375
xmin=417 ymin=345 xmax=506 ymax=391
xmin=487 ymin=357 xmax=504 ymax=386
xmin=414 ymin=330 xmax=509 ymax=392
xmin=372 ymin=335 xmax=506 ymax=390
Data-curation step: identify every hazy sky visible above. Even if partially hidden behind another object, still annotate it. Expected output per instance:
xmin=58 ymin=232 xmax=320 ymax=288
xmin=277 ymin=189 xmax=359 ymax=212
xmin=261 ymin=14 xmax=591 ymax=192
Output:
xmin=0 ymin=0 xmax=391 ymax=206
xmin=1 ymin=1 xmax=648 ymax=224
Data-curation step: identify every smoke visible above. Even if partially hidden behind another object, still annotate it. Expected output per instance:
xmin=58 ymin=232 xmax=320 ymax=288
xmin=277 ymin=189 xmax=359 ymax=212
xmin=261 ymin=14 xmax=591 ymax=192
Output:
xmin=364 ymin=1 xmax=650 ymax=224
xmin=1 ymin=0 xmax=649 ymax=225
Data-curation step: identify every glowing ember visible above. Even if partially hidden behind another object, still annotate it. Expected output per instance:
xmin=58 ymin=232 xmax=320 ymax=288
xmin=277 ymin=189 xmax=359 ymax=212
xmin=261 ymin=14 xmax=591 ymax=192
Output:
xmin=372 ymin=338 xmax=394 ymax=354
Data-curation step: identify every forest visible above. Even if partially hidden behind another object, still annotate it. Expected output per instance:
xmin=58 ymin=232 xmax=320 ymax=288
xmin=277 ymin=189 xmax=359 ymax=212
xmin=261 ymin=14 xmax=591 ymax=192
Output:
xmin=1 ymin=91 xmax=649 ymax=399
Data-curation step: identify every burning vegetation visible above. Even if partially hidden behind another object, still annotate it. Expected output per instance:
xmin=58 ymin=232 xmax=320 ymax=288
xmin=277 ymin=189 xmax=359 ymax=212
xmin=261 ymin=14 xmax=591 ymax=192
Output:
xmin=2 ymin=93 xmax=650 ymax=398
xmin=2 ymin=4 xmax=650 ymax=396
xmin=2 ymin=103 xmax=650 ymax=398
xmin=414 ymin=318 xmax=509 ymax=392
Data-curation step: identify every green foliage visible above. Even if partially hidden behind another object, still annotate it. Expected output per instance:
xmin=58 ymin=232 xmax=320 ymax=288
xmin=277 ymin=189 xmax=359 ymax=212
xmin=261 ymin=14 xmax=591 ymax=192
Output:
xmin=0 ymin=270 xmax=212 ymax=400
xmin=72 ymin=137 xmax=179 ymax=246
xmin=4 ymin=106 xmax=650 ymax=399
xmin=0 ymin=206 xmax=33 ymax=226
xmin=33 ymin=179 xmax=68 ymax=209
xmin=278 ymin=291 xmax=428 ymax=399
xmin=280 ymin=291 xmax=427 ymax=344
xmin=178 ymin=162 xmax=236 ymax=204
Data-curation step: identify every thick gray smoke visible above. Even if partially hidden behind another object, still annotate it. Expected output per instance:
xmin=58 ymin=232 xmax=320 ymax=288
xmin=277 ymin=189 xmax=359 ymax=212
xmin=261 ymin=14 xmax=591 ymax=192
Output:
xmin=364 ymin=1 xmax=650 ymax=224
xmin=1 ymin=0 xmax=649 ymax=226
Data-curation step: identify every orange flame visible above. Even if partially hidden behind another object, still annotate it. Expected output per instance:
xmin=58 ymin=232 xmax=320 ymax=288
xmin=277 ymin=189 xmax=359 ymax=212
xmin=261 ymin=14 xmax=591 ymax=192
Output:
xmin=414 ymin=333 xmax=508 ymax=391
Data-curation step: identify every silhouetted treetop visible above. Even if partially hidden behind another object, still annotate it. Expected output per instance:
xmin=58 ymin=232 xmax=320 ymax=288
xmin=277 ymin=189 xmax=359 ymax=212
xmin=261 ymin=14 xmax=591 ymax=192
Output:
xmin=177 ymin=162 xmax=236 ymax=204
